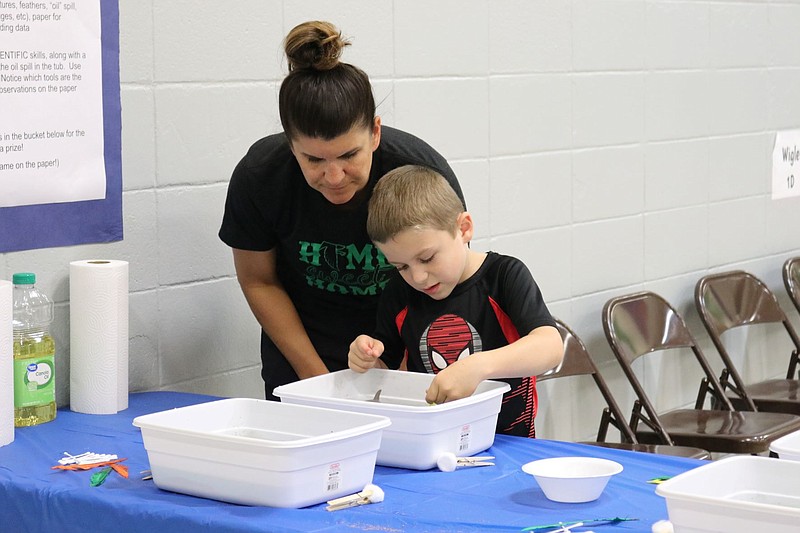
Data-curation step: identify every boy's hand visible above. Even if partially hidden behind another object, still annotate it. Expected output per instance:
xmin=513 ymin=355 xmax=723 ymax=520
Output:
xmin=348 ymin=335 xmax=385 ymax=373
xmin=425 ymin=357 xmax=483 ymax=404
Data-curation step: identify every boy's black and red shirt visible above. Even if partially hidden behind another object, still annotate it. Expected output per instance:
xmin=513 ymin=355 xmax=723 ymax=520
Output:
xmin=375 ymin=251 xmax=555 ymax=438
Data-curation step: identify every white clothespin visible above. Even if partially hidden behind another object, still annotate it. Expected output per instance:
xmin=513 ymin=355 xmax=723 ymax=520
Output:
xmin=436 ymin=451 xmax=495 ymax=472
xmin=325 ymin=483 xmax=384 ymax=511
xmin=58 ymin=451 xmax=118 ymax=466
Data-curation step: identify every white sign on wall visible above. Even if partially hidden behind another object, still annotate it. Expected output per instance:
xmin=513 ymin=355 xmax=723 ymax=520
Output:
xmin=772 ymin=130 xmax=800 ymax=200
xmin=0 ymin=0 xmax=105 ymax=208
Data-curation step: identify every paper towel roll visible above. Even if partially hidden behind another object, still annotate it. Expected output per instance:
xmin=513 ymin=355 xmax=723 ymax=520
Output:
xmin=69 ymin=260 xmax=129 ymax=414
xmin=0 ymin=280 xmax=13 ymax=446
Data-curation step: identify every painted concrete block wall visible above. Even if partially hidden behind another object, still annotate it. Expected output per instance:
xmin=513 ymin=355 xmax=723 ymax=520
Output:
xmin=2 ymin=0 xmax=800 ymax=444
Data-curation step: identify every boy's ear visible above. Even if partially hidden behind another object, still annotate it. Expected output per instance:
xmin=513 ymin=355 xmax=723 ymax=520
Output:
xmin=457 ymin=212 xmax=474 ymax=242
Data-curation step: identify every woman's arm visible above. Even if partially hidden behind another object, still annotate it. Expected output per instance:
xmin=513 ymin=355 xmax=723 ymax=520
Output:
xmin=232 ymin=248 xmax=329 ymax=379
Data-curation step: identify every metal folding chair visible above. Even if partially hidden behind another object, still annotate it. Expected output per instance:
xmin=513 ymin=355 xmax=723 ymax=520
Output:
xmin=541 ymin=318 xmax=710 ymax=459
xmin=784 ymin=257 xmax=800 ymax=317
xmin=603 ymin=291 xmax=800 ymax=455
xmin=695 ymin=270 xmax=800 ymax=414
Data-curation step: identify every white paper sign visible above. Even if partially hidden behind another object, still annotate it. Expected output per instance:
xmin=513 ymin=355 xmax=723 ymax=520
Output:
xmin=772 ymin=130 xmax=800 ymax=200
xmin=0 ymin=0 xmax=105 ymax=208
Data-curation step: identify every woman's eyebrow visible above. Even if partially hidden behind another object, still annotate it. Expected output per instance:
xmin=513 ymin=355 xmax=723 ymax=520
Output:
xmin=339 ymin=147 xmax=360 ymax=158
xmin=300 ymin=146 xmax=360 ymax=160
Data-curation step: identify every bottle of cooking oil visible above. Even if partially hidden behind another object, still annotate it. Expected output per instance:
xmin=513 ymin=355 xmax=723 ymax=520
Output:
xmin=12 ymin=272 xmax=57 ymax=427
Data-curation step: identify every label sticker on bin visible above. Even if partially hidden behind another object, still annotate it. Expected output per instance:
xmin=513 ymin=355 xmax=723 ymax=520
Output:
xmin=326 ymin=462 xmax=341 ymax=492
xmin=459 ymin=424 xmax=471 ymax=452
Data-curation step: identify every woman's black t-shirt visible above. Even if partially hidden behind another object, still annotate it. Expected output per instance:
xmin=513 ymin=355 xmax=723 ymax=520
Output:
xmin=219 ymin=126 xmax=464 ymax=397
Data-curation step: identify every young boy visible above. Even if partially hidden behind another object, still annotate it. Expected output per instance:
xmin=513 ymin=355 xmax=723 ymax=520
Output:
xmin=348 ymin=165 xmax=563 ymax=438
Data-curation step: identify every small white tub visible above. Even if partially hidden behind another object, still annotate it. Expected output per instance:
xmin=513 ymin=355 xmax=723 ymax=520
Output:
xmin=656 ymin=455 xmax=800 ymax=532
xmin=274 ymin=369 xmax=510 ymax=470
xmin=132 ymin=398 xmax=390 ymax=508
xmin=769 ymin=429 xmax=800 ymax=461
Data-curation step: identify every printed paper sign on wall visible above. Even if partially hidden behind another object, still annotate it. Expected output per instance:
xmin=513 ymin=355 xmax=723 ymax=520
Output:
xmin=772 ymin=130 xmax=800 ymax=201
xmin=0 ymin=0 xmax=121 ymax=252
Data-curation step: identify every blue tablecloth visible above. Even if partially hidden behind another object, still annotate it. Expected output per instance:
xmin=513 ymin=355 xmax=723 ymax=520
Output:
xmin=0 ymin=392 xmax=703 ymax=532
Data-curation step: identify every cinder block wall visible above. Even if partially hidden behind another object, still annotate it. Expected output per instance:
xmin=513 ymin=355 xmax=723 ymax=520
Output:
xmin=3 ymin=0 xmax=799 ymax=443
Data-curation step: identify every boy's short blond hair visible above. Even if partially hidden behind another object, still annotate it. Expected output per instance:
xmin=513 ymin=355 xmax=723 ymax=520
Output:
xmin=368 ymin=165 xmax=465 ymax=243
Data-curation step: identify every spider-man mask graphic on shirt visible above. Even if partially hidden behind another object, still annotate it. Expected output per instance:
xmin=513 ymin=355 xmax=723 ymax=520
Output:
xmin=419 ymin=313 xmax=482 ymax=373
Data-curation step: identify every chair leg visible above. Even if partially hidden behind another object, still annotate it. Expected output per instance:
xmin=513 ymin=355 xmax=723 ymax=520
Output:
xmin=629 ymin=399 xmax=675 ymax=445
xmin=788 ymin=349 xmax=799 ymax=380
xmin=628 ymin=401 xmax=643 ymax=433
xmin=596 ymin=408 xmax=611 ymax=442
xmin=695 ymin=377 xmax=712 ymax=410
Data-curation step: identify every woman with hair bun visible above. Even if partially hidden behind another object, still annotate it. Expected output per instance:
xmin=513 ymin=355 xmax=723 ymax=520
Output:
xmin=219 ymin=21 xmax=465 ymax=400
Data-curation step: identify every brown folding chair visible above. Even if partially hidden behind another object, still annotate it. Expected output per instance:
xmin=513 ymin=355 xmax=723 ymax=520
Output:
xmin=542 ymin=319 xmax=710 ymax=459
xmin=602 ymin=291 xmax=800 ymax=455
xmin=695 ymin=270 xmax=800 ymax=414
xmin=785 ymin=257 xmax=800 ymax=317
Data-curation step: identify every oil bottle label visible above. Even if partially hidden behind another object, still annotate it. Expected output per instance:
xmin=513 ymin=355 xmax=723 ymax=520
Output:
xmin=13 ymin=357 xmax=55 ymax=407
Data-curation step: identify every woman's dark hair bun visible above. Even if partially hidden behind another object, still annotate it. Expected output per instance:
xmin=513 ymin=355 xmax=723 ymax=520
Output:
xmin=284 ymin=21 xmax=350 ymax=72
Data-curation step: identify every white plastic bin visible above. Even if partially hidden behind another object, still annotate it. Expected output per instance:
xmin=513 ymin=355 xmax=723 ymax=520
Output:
xmin=274 ymin=369 xmax=510 ymax=470
xmin=656 ymin=455 xmax=800 ymax=532
xmin=132 ymin=398 xmax=390 ymax=508
xmin=769 ymin=429 xmax=800 ymax=461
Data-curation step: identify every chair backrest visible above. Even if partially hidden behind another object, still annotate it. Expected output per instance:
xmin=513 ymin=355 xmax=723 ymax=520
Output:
xmin=602 ymin=291 xmax=695 ymax=362
xmin=542 ymin=318 xmax=638 ymax=443
xmin=602 ymin=292 xmax=736 ymax=444
xmin=785 ymin=257 xmax=800 ymax=317
xmin=695 ymin=270 xmax=800 ymax=381
xmin=696 ymin=270 xmax=788 ymax=333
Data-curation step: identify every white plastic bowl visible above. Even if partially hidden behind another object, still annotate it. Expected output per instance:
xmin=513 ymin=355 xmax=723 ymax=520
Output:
xmin=521 ymin=456 xmax=623 ymax=503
